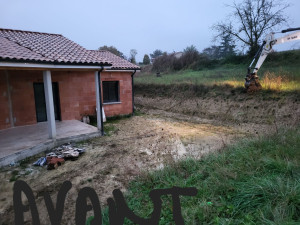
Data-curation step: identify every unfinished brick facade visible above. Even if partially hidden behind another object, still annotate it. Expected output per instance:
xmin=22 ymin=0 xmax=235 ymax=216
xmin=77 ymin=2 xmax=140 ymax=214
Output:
xmin=0 ymin=70 xmax=133 ymax=130
xmin=0 ymin=72 xmax=10 ymax=130
xmin=101 ymin=72 xmax=133 ymax=116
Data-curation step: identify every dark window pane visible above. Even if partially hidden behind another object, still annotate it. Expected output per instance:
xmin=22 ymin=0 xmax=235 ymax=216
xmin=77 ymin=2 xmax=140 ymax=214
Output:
xmin=33 ymin=82 xmax=61 ymax=122
xmin=103 ymin=81 xmax=119 ymax=103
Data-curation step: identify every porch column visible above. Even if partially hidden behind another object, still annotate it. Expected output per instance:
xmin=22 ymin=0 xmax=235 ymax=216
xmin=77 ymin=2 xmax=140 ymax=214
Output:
xmin=43 ymin=70 xmax=56 ymax=139
xmin=95 ymin=71 xmax=102 ymax=131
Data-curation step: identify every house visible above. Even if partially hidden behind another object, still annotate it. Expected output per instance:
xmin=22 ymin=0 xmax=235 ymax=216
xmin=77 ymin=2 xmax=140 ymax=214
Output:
xmin=0 ymin=28 xmax=140 ymax=139
xmin=173 ymin=52 xmax=183 ymax=59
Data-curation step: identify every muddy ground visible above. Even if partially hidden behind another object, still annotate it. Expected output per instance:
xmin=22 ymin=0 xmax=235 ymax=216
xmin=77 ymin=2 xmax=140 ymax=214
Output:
xmin=0 ymin=92 xmax=299 ymax=224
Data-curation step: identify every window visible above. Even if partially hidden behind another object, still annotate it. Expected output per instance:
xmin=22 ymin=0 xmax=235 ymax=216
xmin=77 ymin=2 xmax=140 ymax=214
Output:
xmin=103 ymin=81 xmax=120 ymax=103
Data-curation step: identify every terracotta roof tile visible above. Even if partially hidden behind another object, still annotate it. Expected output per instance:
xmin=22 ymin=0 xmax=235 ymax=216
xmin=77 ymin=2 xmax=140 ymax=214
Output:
xmin=0 ymin=28 xmax=111 ymax=66
xmin=0 ymin=36 xmax=52 ymax=62
xmin=95 ymin=50 xmax=140 ymax=70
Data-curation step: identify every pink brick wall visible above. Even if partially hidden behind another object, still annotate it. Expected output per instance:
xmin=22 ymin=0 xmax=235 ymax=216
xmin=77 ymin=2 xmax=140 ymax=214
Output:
xmin=52 ymin=71 xmax=97 ymax=120
xmin=0 ymin=71 xmax=11 ymax=130
xmin=101 ymin=71 xmax=133 ymax=117
xmin=0 ymin=70 xmax=133 ymax=130
xmin=10 ymin=71 xmax=39 ymax=127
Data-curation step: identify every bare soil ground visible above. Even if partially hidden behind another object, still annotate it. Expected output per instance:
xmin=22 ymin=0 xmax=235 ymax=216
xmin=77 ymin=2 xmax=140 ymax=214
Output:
xmin=0 ymin=93 xmax=299 ymax=224
xmin=135 ymin=93 xmax=300 ymax=132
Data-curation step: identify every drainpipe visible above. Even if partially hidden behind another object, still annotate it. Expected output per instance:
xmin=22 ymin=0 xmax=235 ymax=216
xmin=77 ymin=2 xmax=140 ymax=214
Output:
xmin=131 ymin=70 xmax=137 ymax=115
xmin=98 ymin=67 xmax=104 ymax=135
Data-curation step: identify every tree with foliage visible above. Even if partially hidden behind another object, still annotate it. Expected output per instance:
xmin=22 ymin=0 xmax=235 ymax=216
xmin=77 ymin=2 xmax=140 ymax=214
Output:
xmin=202 ymin=45 xmax=222 ymax=59
xmin=212 ymin=0 xmax=289 ymax=56
xmin=98 ymin=45 xmax=126 ymax=59
xmin=181 ymin=45 xmax=199 ymax=68
xmin=129 ymin=49 xmax=137 ymax=64
xmin=219 ymin=33 xmax=236 ymax=58
xmin=152 ymin=52 xmax=174 ymax=72
xmin=143 ymin=54 xmax=151 ymax=65
xmin=150 ymin=49 xmax=163 ymax=62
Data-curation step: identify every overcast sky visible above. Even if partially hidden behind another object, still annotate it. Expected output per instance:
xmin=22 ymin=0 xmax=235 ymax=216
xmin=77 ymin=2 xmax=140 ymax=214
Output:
xmin=1 ymin=0 xmax=299 ymax=62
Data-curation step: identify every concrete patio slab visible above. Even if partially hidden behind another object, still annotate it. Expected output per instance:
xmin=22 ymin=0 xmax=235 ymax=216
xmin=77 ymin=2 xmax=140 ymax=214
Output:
xmin=0 ymin=120 xmax=100 ymax=167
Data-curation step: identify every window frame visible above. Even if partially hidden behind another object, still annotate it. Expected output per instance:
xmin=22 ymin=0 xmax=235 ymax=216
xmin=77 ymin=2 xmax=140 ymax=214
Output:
xmin=102 ymin=81 xmax=120 ymax=104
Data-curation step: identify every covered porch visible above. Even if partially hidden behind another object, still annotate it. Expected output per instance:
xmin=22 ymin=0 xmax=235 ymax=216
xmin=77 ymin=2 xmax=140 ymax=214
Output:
xmin=0 ymin=120 xmax=100 ymax=167
xmin=0 ymin=66 xmax=107 ymax=167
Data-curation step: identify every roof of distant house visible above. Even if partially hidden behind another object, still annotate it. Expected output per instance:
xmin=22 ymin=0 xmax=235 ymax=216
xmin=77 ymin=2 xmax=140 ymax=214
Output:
xmin=0 ymin=28 xmax=137 ymax=70
xmin=173 ymin=52 xmax=183 ymax=59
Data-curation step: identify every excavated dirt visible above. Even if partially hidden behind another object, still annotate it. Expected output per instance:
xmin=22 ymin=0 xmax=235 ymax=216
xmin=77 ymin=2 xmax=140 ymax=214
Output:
xmin=0 ymin=92 xmax=299 ymax=224
xmin=135 ymin=93 xmax=300 ymax=130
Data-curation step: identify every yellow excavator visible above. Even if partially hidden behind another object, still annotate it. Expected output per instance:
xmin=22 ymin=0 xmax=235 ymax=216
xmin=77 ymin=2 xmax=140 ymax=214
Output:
xmin=245 ymin=27 xmax=300 ymax=92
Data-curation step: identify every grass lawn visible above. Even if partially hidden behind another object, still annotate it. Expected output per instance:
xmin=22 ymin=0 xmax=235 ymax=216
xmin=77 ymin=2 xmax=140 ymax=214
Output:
xmin=135 ymin=64 xmax=300 ymax=92
xmin=102 ymin=128 xmax=300 ymax=224
xmin=106 ymin=51 xmax=300 ymax=224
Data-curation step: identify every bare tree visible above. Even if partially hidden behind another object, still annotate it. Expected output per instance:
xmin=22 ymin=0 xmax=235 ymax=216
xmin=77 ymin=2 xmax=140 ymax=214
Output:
xmin=213 ymin=0 xmax=289 ymax=56
xmin=129 ymin=49 xmax=137 ymax=64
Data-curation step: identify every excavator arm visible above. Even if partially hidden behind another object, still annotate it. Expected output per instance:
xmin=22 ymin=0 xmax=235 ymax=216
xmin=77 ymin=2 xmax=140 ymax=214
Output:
xmin=245 ymin=27 xmax=300 ymax=92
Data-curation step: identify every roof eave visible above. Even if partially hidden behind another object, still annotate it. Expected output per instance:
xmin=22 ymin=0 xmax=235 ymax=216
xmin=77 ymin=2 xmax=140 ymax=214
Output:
xmin=0 ymin=60 xmax=112 ymax=71
xmin=105 ymin=67 xmax=141 ymax=71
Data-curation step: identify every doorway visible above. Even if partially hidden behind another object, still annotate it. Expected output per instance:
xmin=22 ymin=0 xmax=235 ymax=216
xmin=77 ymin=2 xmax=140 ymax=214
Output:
xmin=33 ymin=82 xmax=61 ymax=122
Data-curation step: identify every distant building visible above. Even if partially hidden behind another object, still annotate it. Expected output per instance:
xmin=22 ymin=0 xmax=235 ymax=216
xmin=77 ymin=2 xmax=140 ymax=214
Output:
xmin=173 ymin=52 xmax=183 ymax=59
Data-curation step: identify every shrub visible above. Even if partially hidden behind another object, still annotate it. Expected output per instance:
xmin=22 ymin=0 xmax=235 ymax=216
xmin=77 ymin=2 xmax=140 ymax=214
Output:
xmin=261 ymin=72 xmax=284 ymax=91
xmin=152 ymin=53 xmax=176 ymax=73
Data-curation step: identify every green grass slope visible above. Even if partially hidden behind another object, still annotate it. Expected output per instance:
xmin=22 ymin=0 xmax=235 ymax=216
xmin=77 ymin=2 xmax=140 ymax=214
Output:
xmin=103 ymin=128 xmax=300 ymax=224
xmin=136 ymin=50 xmax=300 ymax=92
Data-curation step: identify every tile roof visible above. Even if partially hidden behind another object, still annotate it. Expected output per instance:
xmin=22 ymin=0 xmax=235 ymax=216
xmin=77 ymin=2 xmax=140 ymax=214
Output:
xmin=0 ymin=28 xmax=111 ymax=66
xmin=96 ymin=50 xmax=140 ymax=70
xmin=0 ymin=36 xmax=52 ymax=62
